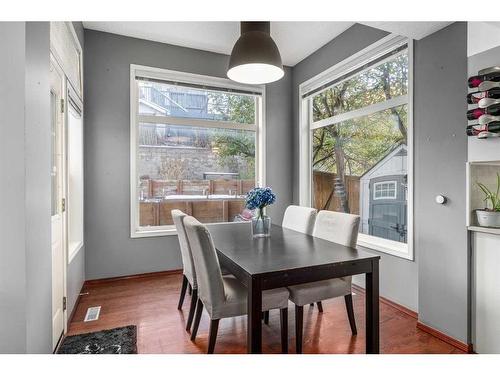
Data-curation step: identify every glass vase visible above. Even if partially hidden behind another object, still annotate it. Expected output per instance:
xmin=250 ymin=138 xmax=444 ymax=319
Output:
xmin=251 ymin=211 xmax=271 ymax=238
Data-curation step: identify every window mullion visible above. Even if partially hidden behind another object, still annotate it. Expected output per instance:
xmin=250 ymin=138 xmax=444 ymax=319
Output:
xmin=137 ymin=114 xmax=257 ymax=131
xmin=311 ymin=94 xmax=408 ymax=130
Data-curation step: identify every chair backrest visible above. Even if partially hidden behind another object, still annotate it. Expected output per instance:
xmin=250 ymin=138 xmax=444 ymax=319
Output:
xmin=313 ymin=210 xmax=360 ymax=247
xmin=282 ymin=205 xmax=317 ymax=235
xmin=172 ymin=209 xmax=197 ymax=288
xmin=183 ymin=216 xmax=226 ymax=312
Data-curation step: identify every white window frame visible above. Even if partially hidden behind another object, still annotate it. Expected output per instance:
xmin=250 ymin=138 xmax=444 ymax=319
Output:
xmin=130 ymin=65 xmax=266 ymax=238
xmin=66 ymin=83 xmax=84 ymax=262
xmin=298 ymin=34 xmax=414 ymax=260
xmin=373 ymin=181 xmax=398 ymax=200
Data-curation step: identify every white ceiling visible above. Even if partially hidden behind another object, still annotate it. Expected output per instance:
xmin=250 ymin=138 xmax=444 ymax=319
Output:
xmin=83 ymin=21 xmax=452 ymax=66
xmin=359 ymin=22 xmax=453 ymax=41
xmin=467 ymin=22 xmax=500 ymax=57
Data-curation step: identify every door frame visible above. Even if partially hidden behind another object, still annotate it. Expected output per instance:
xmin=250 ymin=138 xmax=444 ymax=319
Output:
xmin=50 ymin=53 xmax=69 ymax=347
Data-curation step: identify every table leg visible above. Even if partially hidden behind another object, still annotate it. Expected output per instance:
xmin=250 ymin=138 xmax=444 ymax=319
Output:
xmin=247 ymin=277 xmax=262 ymax=354
xmin=365 ymin=259 xmax=380 ymax=354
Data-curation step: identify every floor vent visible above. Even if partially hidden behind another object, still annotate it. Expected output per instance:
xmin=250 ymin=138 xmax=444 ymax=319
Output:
xmin=84 ymin=306 xmax=101 ymax=322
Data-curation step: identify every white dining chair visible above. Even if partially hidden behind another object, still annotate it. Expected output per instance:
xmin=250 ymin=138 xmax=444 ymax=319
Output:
xmin=278 ymin=205 xmax=320 ymax=319
xmin=282 ymin=205 xmax=317 ymax=235
xmin=183 ymin=215 xmax=290 ymax=354
xmin=287 ymin=210 xmax=360 ymax=353
xmin=172 ymin=209 xmax=199 ymax=332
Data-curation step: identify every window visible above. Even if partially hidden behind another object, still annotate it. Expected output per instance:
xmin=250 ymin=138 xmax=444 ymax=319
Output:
xmin=373 ymin=181 xmax=397 ymax=200
xmin=50 ymin=22 xmax=83 ymax=98
xmin=67 ymin=92 xmax=84 ymax=260
xmin=130 ymin=65 xmax=265 ymax=237
xmin=299 ymin=35 xmax=413 ymax=259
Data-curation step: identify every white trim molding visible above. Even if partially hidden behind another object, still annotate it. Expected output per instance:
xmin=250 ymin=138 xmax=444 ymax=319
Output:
xmin=130 ymin=65 xmax=266 ymax=238
xmin=299 ymin=34 xmax=414 ymax=260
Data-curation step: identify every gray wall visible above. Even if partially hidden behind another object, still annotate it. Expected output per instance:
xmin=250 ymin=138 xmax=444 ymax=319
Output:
xmin=291 ymin=24 xmax=419 ymax=312
xmin=66 ymin=21 xmax=86 ymax=317
xmin=0 ymin=22 xmax=28 ymax=354
xmin=414 ymin=22 xmax=468 ymax=343
xmin=24 ymin=21 xmax=52 ymax=353
xmin=0 ymin=22 xmax=52 ymax=353
xmin=83 ymin=30 xmax=293 ymax=279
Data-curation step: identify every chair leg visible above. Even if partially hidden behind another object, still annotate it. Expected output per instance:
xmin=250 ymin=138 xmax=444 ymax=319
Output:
xmin=185 ymin=289 xmax=198 ymax=331
xmin=316 ymin=301 xmax=323 ymax=313
xmin=263 ymin=310 xmax=269 ymax=325
xmin=344 ymin=294 xmax=357 ymax=335
xmin=295 ymin=305 xmax=303 ymax=354
xmin=188 ymin=284 xmax=192 ymax=296
xmin=177 ymin=275 xmax=188 ymax=310
xmin=207 ymin=319 xmax=220 ymax=354
xmin=280 ymin=308 xmax=288 ymax=353
xmin=190 ymin=299 xmax=204 ymax=341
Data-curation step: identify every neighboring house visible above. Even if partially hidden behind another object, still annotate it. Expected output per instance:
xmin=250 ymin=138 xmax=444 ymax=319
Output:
xmin=359 ymin=143 xmax=408 ymax=243
xmin=139 ymin=83 xmax=209 ymax=118
xmin=138 ymin=83 xmax=213 ymax=145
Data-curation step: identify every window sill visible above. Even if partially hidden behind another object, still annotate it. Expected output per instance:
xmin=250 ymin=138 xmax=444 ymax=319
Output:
xmin=357 ymin=233 xmax=413 ymax=260
xmin=131 ymin=227 xmax=178 ymax=238
xmin=131 ymin=221 xmax=251 ymax=239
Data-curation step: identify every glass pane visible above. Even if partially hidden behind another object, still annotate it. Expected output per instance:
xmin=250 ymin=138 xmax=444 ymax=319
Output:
xmin=68 ymin=106 xmax=84 ymax=253
xmin=137 ymin=123 xmax=256 ymax=227
xmin=312 ymin=52 xmax=408 ymax=122
xmin=312 ymin=104 xmax=408 ymax=243
xmin=137 ymin=81 xmax=256 ymax=125
xmin=50 ymin=91 xmax=58 ymax=216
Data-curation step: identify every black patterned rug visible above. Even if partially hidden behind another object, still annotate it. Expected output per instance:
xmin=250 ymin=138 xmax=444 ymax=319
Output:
xmin=57 ymin=325 xmax=137 ymax=354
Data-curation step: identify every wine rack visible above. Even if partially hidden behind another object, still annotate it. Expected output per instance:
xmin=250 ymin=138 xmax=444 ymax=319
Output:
xmin=467 ymin=66 xmax=500 ymax=139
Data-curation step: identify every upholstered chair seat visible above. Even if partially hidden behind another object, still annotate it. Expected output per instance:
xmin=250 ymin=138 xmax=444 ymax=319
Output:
xmin=206 ymin=275 xmax=289 ymax=320
xmin=287 ymin=278 xmax=351 ymax=307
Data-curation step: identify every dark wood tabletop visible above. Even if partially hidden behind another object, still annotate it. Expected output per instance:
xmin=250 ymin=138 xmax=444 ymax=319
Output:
xmin=208 ymin=223 xmax=379 ymax=276
xmin=207 ymin=222 xmax=380 ymax=354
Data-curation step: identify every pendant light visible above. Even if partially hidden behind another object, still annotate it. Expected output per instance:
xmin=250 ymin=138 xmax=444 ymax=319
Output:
xmin=227 ymin=21 xmax=284 ymax=85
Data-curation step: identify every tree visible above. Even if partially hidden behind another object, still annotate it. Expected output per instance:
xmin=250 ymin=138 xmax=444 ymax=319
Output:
xmin=207 ymin=92 xmax=256 ymax=179
xmin=312 ymin=54 xmax=408 ymax=212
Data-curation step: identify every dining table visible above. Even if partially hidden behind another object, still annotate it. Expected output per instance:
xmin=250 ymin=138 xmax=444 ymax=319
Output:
xmin=207 ymin=222 xmax=381 ymax=354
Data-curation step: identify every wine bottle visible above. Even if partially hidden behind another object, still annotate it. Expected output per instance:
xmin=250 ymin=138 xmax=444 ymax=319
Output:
xmin=468 ymin=71 xmax=500 ymax=88
xmin=466 ymin=122 xmax=500 ymax=136
xmin=478 ymin=114 xmax=500 ymax=125
xmin=466 ymin=103 xmax=500 ymax=120
xmin=467 ymin=87 xmax=500 ymax=104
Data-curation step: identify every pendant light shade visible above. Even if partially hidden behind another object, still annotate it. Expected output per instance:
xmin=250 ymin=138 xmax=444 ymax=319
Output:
xmin=227 ymin=22 xmax=284 ymax=85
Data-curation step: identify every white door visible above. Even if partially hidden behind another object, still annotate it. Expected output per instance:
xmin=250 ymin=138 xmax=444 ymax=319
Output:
xmin=50 ymin=59 xmax=66 ymax=350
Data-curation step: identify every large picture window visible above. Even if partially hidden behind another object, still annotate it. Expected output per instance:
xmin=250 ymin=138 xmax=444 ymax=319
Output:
xmin=130 ymin=66 xmax=265 ymax=237
xmin=299 ymin=36 xmax=413 ymax=259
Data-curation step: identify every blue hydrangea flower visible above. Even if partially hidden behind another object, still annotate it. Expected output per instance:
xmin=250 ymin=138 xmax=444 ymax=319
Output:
xmin=245 ymin=187 xmax=277 ymax=211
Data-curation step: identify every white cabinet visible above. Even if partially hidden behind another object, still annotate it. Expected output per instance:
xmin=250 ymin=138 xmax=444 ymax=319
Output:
xmin=472 ymin=231 xmax=500 ymax=353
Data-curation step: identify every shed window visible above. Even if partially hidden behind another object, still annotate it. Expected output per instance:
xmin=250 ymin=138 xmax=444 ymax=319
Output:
xmin=373 ymin=181 xmax=397 ymax=200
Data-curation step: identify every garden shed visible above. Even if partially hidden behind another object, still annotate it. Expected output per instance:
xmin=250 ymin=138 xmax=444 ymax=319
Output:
xmin=359 ymin=143 xmax=408 ymax=243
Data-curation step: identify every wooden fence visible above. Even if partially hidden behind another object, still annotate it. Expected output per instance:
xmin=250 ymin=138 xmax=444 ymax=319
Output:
xmin=140 ymin=198 xmax=246 ymax=226
xmin=140 ymin=178 xmax=255 ymax=199
xmin=313 ymin=171 xmax=360 ymax=215
xmin=139 ymin=178 xmax=254 ymax=226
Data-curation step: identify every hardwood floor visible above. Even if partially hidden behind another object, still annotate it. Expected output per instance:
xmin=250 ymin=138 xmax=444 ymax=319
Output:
xmin=68 ymin=272 xmax=464 ymax=354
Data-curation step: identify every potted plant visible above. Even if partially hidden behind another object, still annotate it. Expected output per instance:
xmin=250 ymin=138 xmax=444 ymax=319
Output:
xmin=245 ymin=187 xmax=276 ymax=237
xmin=476 ymin=173 xmax=500 ymax=228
